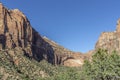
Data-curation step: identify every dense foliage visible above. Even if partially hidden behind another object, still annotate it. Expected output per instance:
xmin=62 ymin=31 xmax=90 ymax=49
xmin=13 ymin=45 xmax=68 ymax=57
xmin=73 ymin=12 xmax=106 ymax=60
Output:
xmin=81 ymin=49 xmax=120 ymax=80
xmin=0 ymin=49 xmax=120 ymax=80
xmin=0 ymin=49 xmax=81 ymax=80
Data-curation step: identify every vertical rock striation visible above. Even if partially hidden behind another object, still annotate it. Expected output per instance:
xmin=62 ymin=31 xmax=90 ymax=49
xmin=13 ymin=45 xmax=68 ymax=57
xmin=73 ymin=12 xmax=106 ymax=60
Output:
xmin=0 ymin=3 xmax=55 ymax=64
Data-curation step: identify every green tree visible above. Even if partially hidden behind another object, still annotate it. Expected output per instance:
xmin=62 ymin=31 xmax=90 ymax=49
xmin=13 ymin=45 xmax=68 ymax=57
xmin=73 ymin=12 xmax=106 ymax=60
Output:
xmin=82 ymin=49 xmax=120 ymax=80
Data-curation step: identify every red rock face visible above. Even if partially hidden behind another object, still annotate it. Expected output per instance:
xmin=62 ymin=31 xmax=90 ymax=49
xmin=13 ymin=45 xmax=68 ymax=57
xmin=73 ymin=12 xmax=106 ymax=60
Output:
xmin=0 ymin=4 xmax=32 ymax=49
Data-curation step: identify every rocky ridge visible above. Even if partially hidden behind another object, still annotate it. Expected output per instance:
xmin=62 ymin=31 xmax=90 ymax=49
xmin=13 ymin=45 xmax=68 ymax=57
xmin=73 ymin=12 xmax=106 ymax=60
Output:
xmin=0 ymin=3 xmax=86 ymax=67
xmin=95 ymin=19 xmax=120 ymax=54
xmin=43 ymin=36 xmax=86 ymax=66
xmin=0 ymin=3 xmax=55 ymax=65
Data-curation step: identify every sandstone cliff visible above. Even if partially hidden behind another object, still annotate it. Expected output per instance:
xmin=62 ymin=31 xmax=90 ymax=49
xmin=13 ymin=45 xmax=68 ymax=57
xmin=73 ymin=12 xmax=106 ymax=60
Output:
xmin=43 ymin=36 xmax=85 ymax=66
xmin=0 ymin=3 xmax=85 ymax=67
xmin=0 ymin=3 xmax=55 ymax=64
xmin=95 ymin=19 xmax=120 ymax=54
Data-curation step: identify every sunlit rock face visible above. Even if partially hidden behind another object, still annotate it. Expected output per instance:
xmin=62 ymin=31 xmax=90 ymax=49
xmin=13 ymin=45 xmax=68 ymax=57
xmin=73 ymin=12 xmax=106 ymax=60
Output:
xmin=0 ymin=4 xmax=32 ymax=50
xmin=95 ymin=19 xmax=120 ymax=54
xmin=0 ymin=3 xmax=55 ymax=64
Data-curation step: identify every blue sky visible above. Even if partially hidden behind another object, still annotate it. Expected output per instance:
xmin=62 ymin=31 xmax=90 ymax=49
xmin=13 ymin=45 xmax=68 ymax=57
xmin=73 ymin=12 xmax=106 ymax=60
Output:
xmin=1 ymin=0 xmax=120 ymax=53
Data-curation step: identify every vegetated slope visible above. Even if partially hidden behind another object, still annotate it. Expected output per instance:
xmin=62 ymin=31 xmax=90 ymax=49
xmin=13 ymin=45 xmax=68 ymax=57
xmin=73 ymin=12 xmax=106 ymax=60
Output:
xmin=0 ymin=48 xmax=45 ymax=79
xmin=0 ymin=47 xmax=82 ymax=80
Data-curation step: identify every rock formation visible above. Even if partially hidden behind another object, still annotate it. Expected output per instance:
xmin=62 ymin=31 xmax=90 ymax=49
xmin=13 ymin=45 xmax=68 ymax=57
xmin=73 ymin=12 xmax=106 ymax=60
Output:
xmin=95 ymin=19 xmax=120 ymax=54
xmin=0 ymin=3 xmax=55 ymax=64
xmin=0 ymin=3 xmax=85 ymax=67
xmin=43 ymin=36 xmax=86 ymax=66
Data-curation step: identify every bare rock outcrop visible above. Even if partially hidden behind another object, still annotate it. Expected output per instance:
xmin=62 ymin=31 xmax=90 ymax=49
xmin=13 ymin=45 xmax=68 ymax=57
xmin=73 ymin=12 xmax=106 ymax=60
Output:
xmin=95 ymin=19 xmax=120 ymax=53
xmin=0 ymin=3 xmax=85 ymax=66
xmin=43 ymin=37 xmax=85 ymax=66
xmin=0 ymin=3 xmax=55 ymax=64
xmin=0 ymin=3 xmax=33 ymax=50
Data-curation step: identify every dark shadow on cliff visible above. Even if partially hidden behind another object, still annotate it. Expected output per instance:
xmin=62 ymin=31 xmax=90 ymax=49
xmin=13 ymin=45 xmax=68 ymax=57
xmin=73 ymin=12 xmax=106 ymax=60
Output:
xmin=0 ymin=34 xmax=6 ymax=49
xmin=30 ymin=29 xmax=55 ymax=64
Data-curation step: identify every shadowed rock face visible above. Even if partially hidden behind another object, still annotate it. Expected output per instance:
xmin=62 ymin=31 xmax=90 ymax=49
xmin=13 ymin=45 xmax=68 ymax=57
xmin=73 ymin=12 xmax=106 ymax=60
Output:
xmin=95 ymin=19 xmax=120 ymax=54
xmin=43 ymin=37 xmax=89 ymax=66
xmin=0 ymin=3 xmax=55 ymax=64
